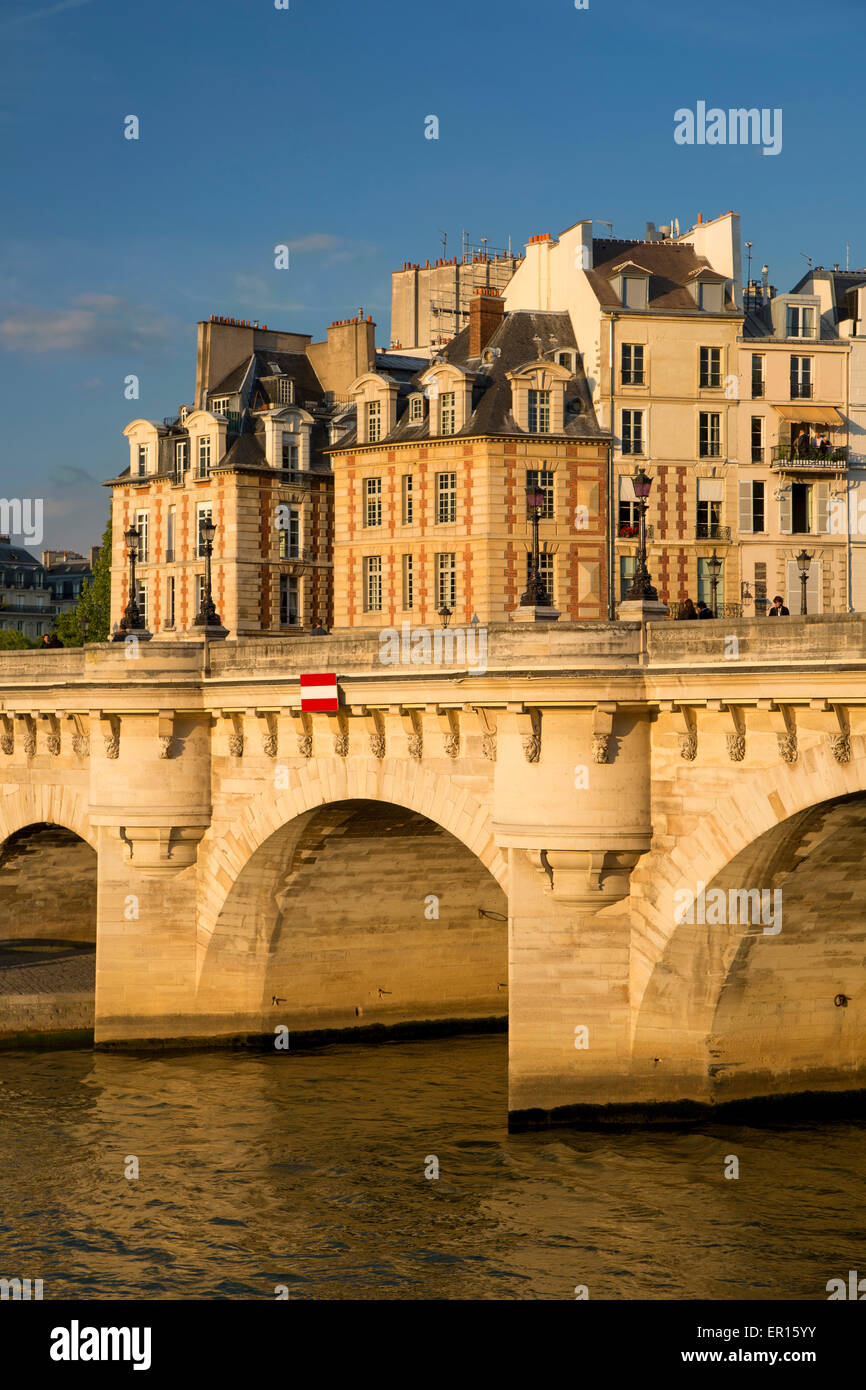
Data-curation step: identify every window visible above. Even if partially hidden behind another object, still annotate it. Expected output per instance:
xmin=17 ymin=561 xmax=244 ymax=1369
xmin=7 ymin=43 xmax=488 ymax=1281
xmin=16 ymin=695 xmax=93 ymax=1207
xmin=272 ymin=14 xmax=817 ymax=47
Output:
xmin=622 ymin=409 xmax=644 ymax=455
xmin=751 ymin=354 xmax=765 ymax=399
xmin=366 ymin=400 xmax=381 ymax=443
xmin=137 ymin=445 xmax=148 ymax=477
xmin=363 ymin=555 xmax=382 ymax=612
xmin=558 ymin=351 xmax=574 ymax=371
xmin=696 ymin=479 xmax=723 ymax=538
xmin=166 ymin=507 xmax=176 ymax=562
xmin=699 ymin=346 xmax=722 ymax=388
xmin=526 ymin=551 xmax=554 ymax=603
xmin=699 ymin=411 xmax=721 ymax=458
xmin=790 ymin=356 xmax=812 ymax=399
xmin=409 ymin=395 xmax=424 ymax=422
xmin=739 ymin=479 xmax=765 ymax=534
xmin=526 ymin=469 xmax=554 ymax=519
xmin=175 ymin=440 xmax=188 ymax=480
xmin=401 ymin=554 xmax=414 ymax=610
xmin=278 ymin=378 xmax=293 ymax=404
xmin=166 ymin=575 xmax=175 ymax=627
xmin=791 ymin=481 xmax=812 ymax=533
xmin=697 ymin=557 xmax=724 ymax=609
xmin=198 ymin=436 xmax=211 ymax=478
xmin=621 ymin=344 xmax=645 ymax=385
xmin=282 ymin=433 xmax=298 ymax=469
xmin=279 ymin=574 xmax=299 ymax=625
xmin=528 ymin=389 xmax=550 ymax=433
xmin=401 ymin=475 xmax=413 ymax=526
xmin=439 ymin=391 xmax=456 ymax=436
xmin=621 ymin=276 xmax=646 ymax=309
xmin=696 ymin=280 xmax=722 ymax=311
xmin=211 ymin=397 xmax=229 ymax=415
xmin=364 ymin=477 xmax=382 ymax=528
xmin=135 ymin=510 xmax=149 ymax=562
xmin=618 ymin=475 xmax=640 ymax=535
xmin=435 ymin=552 xmax=456 ymax=608
xmin=195 ymin=574 xmax=205 ymax=617
xmin=436 ymin=472 xmax=457 ymax=524
xmin=754 ymin=560 xmax=768 ymax=615
xmin=136 ymin=581 xmax=148 ymax=628
xmin=196 ymin=503 xmax=212 ymax=558
xmin=751 ymin=416 xmax=764 ymax=463
xmin=619 ymin=555 xmax=636 ymax=600
xmin=278 ymin=507 xmax=299 ymax=559
xmin=787 ymin=305 xmax=815 ymax=339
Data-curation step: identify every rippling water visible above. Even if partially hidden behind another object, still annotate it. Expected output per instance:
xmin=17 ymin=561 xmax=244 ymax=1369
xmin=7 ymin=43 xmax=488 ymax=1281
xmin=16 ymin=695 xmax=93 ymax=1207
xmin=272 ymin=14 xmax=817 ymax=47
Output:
xmin=0 ymin=1036 xmax=862 ymax=1300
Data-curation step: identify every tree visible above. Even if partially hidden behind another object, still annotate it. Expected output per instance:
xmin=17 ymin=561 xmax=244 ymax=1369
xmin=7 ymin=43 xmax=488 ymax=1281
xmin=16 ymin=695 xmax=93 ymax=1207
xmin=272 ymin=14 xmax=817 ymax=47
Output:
xmin=0 ymin=629 xmax=34 ymax=649
xmin=54 ymin=517 xmax=112 ymax=645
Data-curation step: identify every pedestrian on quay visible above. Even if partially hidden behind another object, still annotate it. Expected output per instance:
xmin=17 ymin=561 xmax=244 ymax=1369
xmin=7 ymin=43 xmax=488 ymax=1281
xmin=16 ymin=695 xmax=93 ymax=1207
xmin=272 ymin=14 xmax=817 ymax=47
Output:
xmin=696 ymin=600 xmax=714 ymax=619
xmin=677 ymin=598 xmax=698 ymax=620
xmin=767 ymin=595 xmax=790 ymax=617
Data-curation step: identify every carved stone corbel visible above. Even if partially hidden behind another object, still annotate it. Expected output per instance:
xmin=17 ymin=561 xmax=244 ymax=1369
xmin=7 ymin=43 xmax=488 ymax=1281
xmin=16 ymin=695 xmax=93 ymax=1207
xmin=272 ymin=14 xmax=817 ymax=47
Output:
xmin=357 ymin=708 xmax=386 ymax=759
xmin=0 ymin=713 xmax=13 ymax=756
xmin=662 ymin=702 xmax=697 ymax=760
xmin=464 ymin=705 xmax=498 ymax=761
xmin=14 ymin=713 xmax=36 ymax=758
xmin=93 ymin=711 xmax=119 ymax=760
xmin=759 ymin=700 xmax=798 ymax=764
xmin=255 ymin=711 xmax=278 ymax=758
xmin=815 ymin=702 xmax=851 ymax=764
xmin=285 ymin=708 xmax=312 ymax=759
xmin=429 ymin=705 xmax=460 ymax=759
xmin=326 ymin=710 xmax=349 ymax=757
xmin=220 ymin=710 xmax=244 ymax=758
xmin=65 ymin=712 xmax=90 ymax=758
xmin=509 ymin=705 xmax=541 ymax=763
xmin=398 ymin=707 xmax=423 ymax=760
xmin=157 ymin=712 xmax=176 ymax=760
xmin=38 ymin=713 xmax=61 ymax=756
xmin=591 ymin=702 xmax=616 ymax=764
xmin=708 ymin=700 xmax=745 ymax=762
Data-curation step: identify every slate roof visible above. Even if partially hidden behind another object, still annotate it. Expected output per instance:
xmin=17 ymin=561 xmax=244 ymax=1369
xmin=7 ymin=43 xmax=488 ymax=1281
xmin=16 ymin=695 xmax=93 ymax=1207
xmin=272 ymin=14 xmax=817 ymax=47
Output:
xmin=330 ymin=309 xmax=606 ymax=450
xmin=210 ymin=350 xmax=323 ymax=403
xmin=586 ymin=237 xmax=739 ymax=313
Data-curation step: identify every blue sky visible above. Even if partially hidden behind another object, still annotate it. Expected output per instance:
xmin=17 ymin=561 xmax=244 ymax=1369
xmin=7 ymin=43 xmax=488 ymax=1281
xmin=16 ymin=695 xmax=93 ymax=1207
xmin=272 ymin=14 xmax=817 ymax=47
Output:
xmin=1 ymin=0 xmax=864 ymax=553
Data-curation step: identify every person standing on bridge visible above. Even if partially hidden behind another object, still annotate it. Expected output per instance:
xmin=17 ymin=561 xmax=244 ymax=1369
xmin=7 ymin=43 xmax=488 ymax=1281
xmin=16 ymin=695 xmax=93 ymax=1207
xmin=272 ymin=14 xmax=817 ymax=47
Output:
xmin=767 ymin=595 xmax=790 ymax=616
xmin=677 ymin=598 xmax=698 ymax=620
xmin=696 ymin=600 xmax=713 ymax=619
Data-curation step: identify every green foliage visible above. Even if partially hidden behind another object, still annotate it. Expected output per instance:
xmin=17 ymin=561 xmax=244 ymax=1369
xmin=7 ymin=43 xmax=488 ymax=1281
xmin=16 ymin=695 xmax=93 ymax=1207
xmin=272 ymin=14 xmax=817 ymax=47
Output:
xmin=0 ymin=628 xmax=34 ymax=649
xmin=54 ymin=517 xmax=112 ymax=646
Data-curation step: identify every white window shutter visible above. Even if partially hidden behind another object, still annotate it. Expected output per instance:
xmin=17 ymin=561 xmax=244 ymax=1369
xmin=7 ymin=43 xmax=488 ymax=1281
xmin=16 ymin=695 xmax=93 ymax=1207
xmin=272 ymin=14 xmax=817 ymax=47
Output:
xmin=779 ymin=488 xmax=792 ymax=533
xmin=816 ymin=480 xmax=829 ymax=533
xmin=739 ymin=480 xmax=753 ymax=533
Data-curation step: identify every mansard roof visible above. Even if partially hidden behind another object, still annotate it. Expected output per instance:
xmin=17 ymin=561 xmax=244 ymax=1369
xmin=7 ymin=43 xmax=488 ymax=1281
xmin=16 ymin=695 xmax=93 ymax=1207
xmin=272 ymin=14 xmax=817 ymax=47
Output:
xmin=331 ymin=309 xmax=605 ymax=449
xmin=587 ymin=237 xmax=739 ymax=312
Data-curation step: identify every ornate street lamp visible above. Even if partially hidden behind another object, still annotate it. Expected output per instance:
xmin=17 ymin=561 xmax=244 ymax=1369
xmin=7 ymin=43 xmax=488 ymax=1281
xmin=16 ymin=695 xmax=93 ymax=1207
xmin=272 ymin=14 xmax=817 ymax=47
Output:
xmin=796 ymin=548 xmax=813 ymax=615
xmin=624 ymin=467 xmax=658 ymax=601
xmin=438 ymin=603 xmax=453 ymax=629
xmin=194 ymin=517 xmax=223 ymax=628
xmin=520 ymin=483 xmax=552 ymax=606
xmin=113 ymin=524 xmax=143 ymax=638
xmin=706 ymin=549 xmax=723 ymax=617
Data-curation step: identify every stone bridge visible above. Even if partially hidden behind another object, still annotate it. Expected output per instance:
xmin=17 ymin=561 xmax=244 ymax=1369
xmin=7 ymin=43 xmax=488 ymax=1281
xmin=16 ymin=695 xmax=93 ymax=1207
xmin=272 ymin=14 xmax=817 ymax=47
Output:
xmin=1 ymin=615 xmax=865 ymax=1126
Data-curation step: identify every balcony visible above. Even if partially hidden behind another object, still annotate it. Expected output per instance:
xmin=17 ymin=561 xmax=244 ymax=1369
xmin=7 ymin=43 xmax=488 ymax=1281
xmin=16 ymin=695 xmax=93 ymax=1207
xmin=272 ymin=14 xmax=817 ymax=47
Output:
xmin=695 ymin=523 xmax=731 ymax=542
xmin=771 ymin=444 xmax=847 ymax=472
xmin=617 ymin=523 xmax=655 ymax=540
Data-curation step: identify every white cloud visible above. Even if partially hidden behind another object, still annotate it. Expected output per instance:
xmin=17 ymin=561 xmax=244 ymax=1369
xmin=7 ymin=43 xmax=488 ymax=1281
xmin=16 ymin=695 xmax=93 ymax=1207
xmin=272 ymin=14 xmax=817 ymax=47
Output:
xmin=0 ymin=296 xmax=176 ymax=355
xmin=0 ymin=0 xmax=96 ymax=33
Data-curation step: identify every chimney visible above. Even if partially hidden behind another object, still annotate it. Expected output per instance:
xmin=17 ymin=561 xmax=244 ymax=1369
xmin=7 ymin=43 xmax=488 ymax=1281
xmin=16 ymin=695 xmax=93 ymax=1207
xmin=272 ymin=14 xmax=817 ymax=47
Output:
xmin=469 ymin=286 xmax=504 ymax=357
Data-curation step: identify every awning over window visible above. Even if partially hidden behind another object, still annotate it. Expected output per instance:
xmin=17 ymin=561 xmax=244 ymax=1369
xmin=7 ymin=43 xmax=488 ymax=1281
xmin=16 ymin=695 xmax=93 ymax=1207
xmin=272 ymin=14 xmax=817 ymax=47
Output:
xmin=773 ymin=406 xmax=844 ymax=426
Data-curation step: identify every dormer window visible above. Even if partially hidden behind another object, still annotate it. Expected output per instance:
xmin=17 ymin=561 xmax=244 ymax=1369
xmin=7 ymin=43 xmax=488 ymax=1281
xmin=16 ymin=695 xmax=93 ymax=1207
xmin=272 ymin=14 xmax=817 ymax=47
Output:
xmin=787 ymin=305 xmax=815 ymax=339
xmin=409 ymin=394 xmax=424 ymax=422
xmin=278 ymin=378 xmax=294 ymax=404
xmin=366 ymin=400 xmax=381 ymax=443
xmin=557 ymin=351 xmax=576 ymax=372
xmin=621 ymin=276 xmax=648 ymax=310
xmin=282 ymin=432 xmax=298 ymax=469
xmin=528 ymin=389 xmax=551 ymax=433
xmin=694 ymin=278 xmax=724 ymax=312
xmin=211 ymin=397 xmax=229 ymax=415
xmin=136 ymin=445 xmax=148 ymax=477
xmin=439 ymin=392 xmax=456 ymax=435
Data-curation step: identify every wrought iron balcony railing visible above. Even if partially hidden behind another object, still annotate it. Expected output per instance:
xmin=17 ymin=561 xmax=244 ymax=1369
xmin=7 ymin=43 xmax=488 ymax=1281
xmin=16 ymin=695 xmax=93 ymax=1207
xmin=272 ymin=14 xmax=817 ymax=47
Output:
xmin=696 ymin=523 xmax=731 ymax=542
xmin=772 ymin=444 xmax=847 ymax=469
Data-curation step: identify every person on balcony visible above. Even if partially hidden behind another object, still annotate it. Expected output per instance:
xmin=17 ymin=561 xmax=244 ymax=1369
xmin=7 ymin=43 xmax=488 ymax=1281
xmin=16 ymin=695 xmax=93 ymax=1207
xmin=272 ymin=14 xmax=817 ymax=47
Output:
xmin=767 ymin=595 xmax=790 ymax=617
xmin=793 ymin=430 xmax=809 ymax=457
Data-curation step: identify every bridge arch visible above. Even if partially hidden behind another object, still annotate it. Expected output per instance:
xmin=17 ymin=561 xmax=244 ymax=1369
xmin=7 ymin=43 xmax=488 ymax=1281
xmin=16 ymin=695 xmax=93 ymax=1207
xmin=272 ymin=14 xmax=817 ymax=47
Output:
xmin=197 ymin=755 xmax=505 ymax=969
xmin=196 ymin=785 xmax=508 ymax=1038
xmin=632 ymin=774 xmax=866 ymax=1102
xmin=0 ymin=784 xmax=95 ymax=853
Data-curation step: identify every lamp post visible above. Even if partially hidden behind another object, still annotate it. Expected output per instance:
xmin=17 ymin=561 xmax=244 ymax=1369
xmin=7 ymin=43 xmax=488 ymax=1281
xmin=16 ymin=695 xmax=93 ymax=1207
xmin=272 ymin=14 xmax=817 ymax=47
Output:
xmin=437 ymin=602 xmax=453 ymax=629
xmin=194 ymin=518 xmax=223 ymax=627
xmin=706 ymin=549 xmax=723 ymax=617
xmin=797 ymin=548 xmax=813 ymax=615
xmin=520 ymin=483 xmax=552 ymax=606
xmin=624 ymin=467 xmax=658 ymax=601
xmin=113 ymin=524 xmax=143 ymax=638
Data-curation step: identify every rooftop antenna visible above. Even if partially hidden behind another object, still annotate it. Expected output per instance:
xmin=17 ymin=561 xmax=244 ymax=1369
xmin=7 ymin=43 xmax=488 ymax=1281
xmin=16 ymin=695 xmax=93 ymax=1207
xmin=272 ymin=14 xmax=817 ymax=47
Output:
xmin=800 ymin=252 xmax=813 ymax=270
xmin=846 ymin=242 xmax=851 ymax=271
xmin=745 ymin=240 xmax=752 ymax=284
xmin=594 ymin=220 xmax=613 ymax=239
xmin=440 ymin=229 xmax=447 ymax=259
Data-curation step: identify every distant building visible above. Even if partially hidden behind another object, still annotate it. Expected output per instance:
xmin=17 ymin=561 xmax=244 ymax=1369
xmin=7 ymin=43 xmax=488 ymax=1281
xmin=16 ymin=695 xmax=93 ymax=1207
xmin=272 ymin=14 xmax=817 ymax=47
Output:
xmin=42 ymin=551 xmax=93 ymax=616
xmin=391 ymin=241 xmax=521 ymax=354
xmin=0 ymin=537 xmax=55 ymax=639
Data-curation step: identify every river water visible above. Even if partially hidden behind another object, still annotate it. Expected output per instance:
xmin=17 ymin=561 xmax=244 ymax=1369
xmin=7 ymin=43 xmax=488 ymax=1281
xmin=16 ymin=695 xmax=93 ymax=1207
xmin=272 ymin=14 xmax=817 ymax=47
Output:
xmin=0 ymin=1035 xmax=861 ymax=1301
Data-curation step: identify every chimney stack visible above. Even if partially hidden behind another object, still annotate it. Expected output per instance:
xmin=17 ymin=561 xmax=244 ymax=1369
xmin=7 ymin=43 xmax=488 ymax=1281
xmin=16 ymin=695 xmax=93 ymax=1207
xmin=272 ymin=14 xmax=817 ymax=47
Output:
xmin=469 ymin=286 xmax=504 ymax=357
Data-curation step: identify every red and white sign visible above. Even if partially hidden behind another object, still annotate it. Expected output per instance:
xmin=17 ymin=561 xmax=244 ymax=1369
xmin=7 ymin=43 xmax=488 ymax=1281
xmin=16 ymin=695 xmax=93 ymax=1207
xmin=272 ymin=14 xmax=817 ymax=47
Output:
xmin=300 ymin=672 xmax=339 ymax=712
